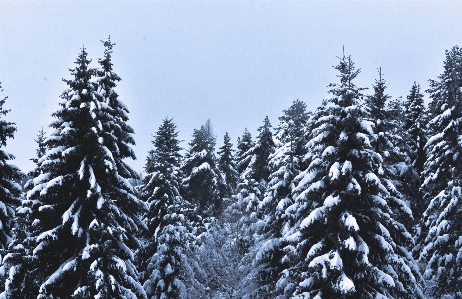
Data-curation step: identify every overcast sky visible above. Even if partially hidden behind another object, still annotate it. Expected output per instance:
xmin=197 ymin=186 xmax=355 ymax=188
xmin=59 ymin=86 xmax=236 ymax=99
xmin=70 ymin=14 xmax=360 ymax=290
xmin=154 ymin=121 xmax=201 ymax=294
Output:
xmin=1 ymin=1 xmax=462 ymax=173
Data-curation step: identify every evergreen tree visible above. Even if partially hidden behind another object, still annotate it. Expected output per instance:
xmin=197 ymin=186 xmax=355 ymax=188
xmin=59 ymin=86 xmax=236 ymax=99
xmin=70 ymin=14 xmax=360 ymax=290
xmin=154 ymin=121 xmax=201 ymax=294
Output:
xmin=182 ymin=121 xmax=223 ymax=218
xmin=97 ymin=36 xmax=137 ymax=179
xmin=281 ymin=54 xmax=422 ymax=298
xmin=0 ymin=82 xmax=23 ymax=295
xmin=365 ymin=69 xmax=412 ymax=227
xmin=0 ymin=83 xmax=22 ymax=250
xmin=248 ymin=116 xmax=275 ymax=183
xmin=137 ymin=118 xmax=200 ymax=297
xmin=1 ymin=127 xmax=47 ymax=298
xmin=30 ymin=127 xmax=47 ymax=166
xmin=236 ymin=128 xmax=254 ymax=176
xmin=253 ymin=100 xmax=310 ymax=297
xmin=17 ymin=47 xmax=146 ymax=298
xmin=217 ymin=132 xmax=239 ymax=198
xmin=404 ymin=82 xmax=427 ymax=174
xmin=417 ymin=46 xmax=462 ymax=298
xmin=402 ymin=82 xmax=427 ymax=218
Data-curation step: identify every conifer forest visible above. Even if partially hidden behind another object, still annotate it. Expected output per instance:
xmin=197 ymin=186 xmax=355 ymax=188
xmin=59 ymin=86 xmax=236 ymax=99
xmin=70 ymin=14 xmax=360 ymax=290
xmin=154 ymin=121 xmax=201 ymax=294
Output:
xmin=1 ymin=38 xmax=462 ymax=299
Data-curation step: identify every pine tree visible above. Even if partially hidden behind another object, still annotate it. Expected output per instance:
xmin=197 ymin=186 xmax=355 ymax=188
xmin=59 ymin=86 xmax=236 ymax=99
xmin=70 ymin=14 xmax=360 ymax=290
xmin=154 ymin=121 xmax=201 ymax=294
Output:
xmin=137 ymin=118 xmax=200 ymax=297
xmin=402 ymin=82 xmax=427 ymax=218
xmin=248 ymin=116 xmax=275 ymax=183
xmin=236 ymin=128 xmax=254 ymax=176
xmin=365 ymin=69 xmax=413 ymax=227
xmin=1 ymin=127 xmax=48 ymax=298
xmin=182 ymin=121 xmax=223 ymax=219
xmin=281 ymin=54 xmax=422 ymax=298
xmin=0 ymin=82 xmax=23 ymax=295
xmin=97 ymin=36 xmax=137 ymax=179
xmin=0 ymin=83 xmax=22 ymax=250
xmin=217 ymin=132 xmax=239 ymax=198
xmin=417 ymin=46 xmax=462 ymax=298
xmin=253 ymin=100 xmax=310 ymax=297
xmin=28 ymin=127 xmax=47 ymax=166
xmin=20 ymin=47 xmax=146 ymax=298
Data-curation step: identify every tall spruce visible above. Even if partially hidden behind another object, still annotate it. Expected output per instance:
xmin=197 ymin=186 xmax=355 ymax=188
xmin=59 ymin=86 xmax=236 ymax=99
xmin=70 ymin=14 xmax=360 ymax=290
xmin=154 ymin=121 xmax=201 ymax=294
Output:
xmin=403 ymin=82 xmax=427 ymax=218
xmin=139 ymin=118 xmax=200 ymax=298
xmin=1 ymin=127 xmax=47 ymax=298
xmin=280 ymin=54 xmax=422 ymax=298
xmin=236 ymin=128 xmax=254 ymax=176
xmin=365 ymin=69 xmax=412 ymax=227
xmin=97 ymin=37 xmax=137 ymax=178
xmin=217 ymin=132 xmax=239 ymax=198
xmin=19 ymin=47 xmax=146 ymax=298
xmin=182 ymin=121 xmax=223 ymax=219
xmin=253 ymin=100 xmax=310 ymax=297
xmin=417 ymin=46 xmax=462 ymax=298
xmin=0 ymin=83 xmax=23 ymax=295
xmin=0 ymin=83 xmax=22 ymax=249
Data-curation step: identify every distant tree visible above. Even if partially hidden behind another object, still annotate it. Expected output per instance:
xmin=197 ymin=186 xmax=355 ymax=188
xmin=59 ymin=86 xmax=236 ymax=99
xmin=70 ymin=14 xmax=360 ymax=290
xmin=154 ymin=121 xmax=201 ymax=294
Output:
xmin=253 ymin=99 xmax=310 ymax=297
xmin=417 ymin=46 xmax=462 ymax=298
xmin=0 ymin=82 xmax=23 ymax=294
xmin=13 ymin=47 xmax=146 ymax=298
xmin=402 ymin=82 xmax=427 ymax=218
xmin=236 ymin=128 xmax=254 ymax=176
xmin=217 ymin=132 xmax=239 ymax=198
xmin=0 ymin=83 xmax=22 ymax=249
xmin=30 ymin=127 xmax=47 ymax=166
xmin=365 ymin=69 xmax=413 ymax=227
xmin=248 ymin=116 xmax=274 ymax=183
xmin=137 ymin=118 xmax=200 ymax=298
xmin=182 ymin=121 xmax=224 ymax=219
xmin=404 ymin=82 xmax=427 ymax=174
xmin=97 ymin=36 xmax=138 ymax=179
xmin=1 ymin=126 xmax=46 ymax=298
xmin=282 ymin=54 xmax=422 ymax=298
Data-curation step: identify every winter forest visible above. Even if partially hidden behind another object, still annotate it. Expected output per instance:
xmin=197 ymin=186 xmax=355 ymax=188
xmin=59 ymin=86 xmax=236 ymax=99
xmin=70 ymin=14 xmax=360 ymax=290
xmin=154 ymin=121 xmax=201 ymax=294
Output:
xmin=0 ymin=37 xmax=461 ymax=299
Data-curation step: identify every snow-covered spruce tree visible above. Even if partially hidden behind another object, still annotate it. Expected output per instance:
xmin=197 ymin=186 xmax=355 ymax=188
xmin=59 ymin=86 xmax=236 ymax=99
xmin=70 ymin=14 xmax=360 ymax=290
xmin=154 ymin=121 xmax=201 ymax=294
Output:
xmin=97 ymin=36 xmax=138 ymax=179
xmin=417 ymin=46 xmax=462 ymax=298
xmin=137 ymin=118 xmax=183 ymax=279
xmin=182 ymin=121 xmax=224 ymax=219
xmin=234 ymin=116 xmax=275 ymax=212
xmin=217 ymin=132 xmax=239 ymax=198
xmin=0 ymin=83 xmax=23 ymax=294
xmin=0 ymin=128 xmax=47 ymax=298
xmin=281 ymin=54 xmax=422 ymax=298
xmin=365 ymin=69 xmax=413 ymax=227
xmin=236 ymin=128 xmax=255 ymax=176
xmin=23 ymin=47 xmax=146 ymax=298
xmin=253 ymin=100 xmax=310 ymax=298
xmin=29 ymin=127 xmax=47 ymax=166
xmin=402 ymin=82 xmax=427 ymax=218
xmin=404 ymin=82 xmax=427 ymax=175
xmin=0 ymin=83 xmax=22 ymax=250
xmin=137 ymin=118 xmax=202 ymax=298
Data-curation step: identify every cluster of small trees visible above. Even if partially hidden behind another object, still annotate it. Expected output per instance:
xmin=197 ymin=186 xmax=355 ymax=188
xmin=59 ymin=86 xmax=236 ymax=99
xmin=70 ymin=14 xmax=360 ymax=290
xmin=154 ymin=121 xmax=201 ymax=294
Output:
xmin=0 ymin=39 xmax=461 ymax=298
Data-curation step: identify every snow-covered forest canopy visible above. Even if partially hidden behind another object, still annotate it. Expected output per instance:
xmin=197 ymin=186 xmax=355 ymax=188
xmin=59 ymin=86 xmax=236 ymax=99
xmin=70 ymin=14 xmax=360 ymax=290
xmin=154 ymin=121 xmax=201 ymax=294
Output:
xmin=0 ymin=38 xmax=462 ymax=298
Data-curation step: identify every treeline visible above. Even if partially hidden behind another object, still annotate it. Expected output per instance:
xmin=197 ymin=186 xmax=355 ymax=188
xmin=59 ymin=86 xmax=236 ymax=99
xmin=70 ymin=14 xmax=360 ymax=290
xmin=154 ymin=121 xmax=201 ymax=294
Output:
xmin=0 ymin=38 xmax=461 ymax=298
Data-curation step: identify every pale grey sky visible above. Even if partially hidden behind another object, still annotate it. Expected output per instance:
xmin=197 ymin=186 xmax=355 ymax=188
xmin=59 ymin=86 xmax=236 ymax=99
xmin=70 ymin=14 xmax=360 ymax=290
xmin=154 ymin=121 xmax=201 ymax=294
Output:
xmin=1 ymin=1 xmax=461 ymax=173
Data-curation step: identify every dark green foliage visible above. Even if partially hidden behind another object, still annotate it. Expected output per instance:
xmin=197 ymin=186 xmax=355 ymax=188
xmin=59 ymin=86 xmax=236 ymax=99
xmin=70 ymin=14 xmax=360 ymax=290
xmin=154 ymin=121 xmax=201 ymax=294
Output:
xmin=252 ymin=100 xmax=310 ymax=298
xmin=137 ymin=118 xmax=197 ymax=297
xmin=0 ymin=83 xmax=24 ymax=296
xmin=282 ymin=54 xmax=422 ymax=298
xmin=402 ymin=83 xmax=427 ymax=218
xmin=17 ymin=46 xmax=147 ymax=299
xmin=217 ymin=132 xmax=239 ymax=198
xmin=0 ymin=83 xmax=22 ymax=249
xmin=182 ymin=122 xmax=224 ymax=218
xmin=417 ymin=46 xmax=462 ymax=299
xmin=236 ymin=128 xmax=254 ymax=176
